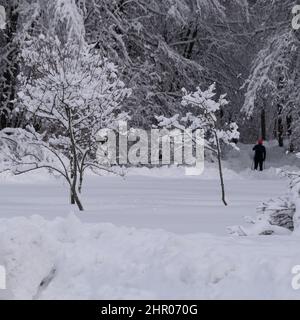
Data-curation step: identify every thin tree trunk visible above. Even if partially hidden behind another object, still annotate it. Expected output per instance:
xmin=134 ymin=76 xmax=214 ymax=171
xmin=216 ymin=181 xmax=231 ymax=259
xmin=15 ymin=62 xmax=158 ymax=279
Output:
xmin=287 ymin=115 xmax=294 ymax=152
xmin=66 ymin=107 xmax=83 ymax=209
xmin=71 ymin=186 xmax=84 ymax=211
xmin=0 ymin=4 xmax=19 ymax=129
xmin=185 ymin=26 xmax=198 ymax=59
xmin=78 ymin=154 xmax=87 ymax=194
xmin=70 ymin=187 xmax=75 ymax=204
xmin=70 ymin=158 xmax=75 ymax=204
xmin=277 ymin=104 xmax=284 ymax=147
xmin=78 ymin=170 xmax=83 ymax=194
xmin=261 ymin=109 xmax=266 ymax=140
xmin=278 ymin=117 xmax=284 ymax=147
xmin=215 ymin=131 xmax=227 ymax=206
xmin=183 ymin=28 xmax=191 ymax=57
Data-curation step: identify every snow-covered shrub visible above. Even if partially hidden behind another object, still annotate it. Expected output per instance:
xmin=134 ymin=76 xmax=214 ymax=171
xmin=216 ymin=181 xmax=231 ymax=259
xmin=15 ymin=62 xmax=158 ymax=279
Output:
xmin=256 ymin=196 xmax=295 ymax=232
xmin=287 ymin=170 xmax=300 ymax=232
xmin=228 ymin=165 xmax=300 ymax=236
xmin=228 ymin=196 xmax=296 ymax=236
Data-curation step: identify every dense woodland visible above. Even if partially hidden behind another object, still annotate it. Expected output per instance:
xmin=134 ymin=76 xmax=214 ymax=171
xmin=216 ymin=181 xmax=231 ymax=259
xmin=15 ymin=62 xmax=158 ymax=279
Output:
xmin=0 ymin=0 xmax=299 ymax=149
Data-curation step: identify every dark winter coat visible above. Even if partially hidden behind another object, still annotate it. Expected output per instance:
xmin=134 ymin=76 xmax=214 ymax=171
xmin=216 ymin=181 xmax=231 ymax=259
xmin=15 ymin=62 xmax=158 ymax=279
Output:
xmin=253 ymin=144 xmax=266 ymax=161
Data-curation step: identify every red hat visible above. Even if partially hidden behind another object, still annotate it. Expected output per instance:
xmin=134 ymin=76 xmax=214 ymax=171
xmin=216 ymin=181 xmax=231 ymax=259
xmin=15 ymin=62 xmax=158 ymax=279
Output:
xmin=258 ymin=138 xmax=263 ymax=145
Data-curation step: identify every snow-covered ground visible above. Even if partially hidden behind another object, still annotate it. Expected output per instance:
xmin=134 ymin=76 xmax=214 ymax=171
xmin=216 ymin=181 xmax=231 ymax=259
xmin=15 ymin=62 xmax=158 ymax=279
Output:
xmin=1 ymin=143 xmax=300 ymax=299
xmin=0 ymin=167 xmax=289 ymax=235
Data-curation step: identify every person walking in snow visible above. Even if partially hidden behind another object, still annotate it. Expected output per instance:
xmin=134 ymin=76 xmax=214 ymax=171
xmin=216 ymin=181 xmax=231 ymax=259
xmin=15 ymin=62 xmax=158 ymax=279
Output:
xmin=252 ymin=139 xmax=266 ymax=171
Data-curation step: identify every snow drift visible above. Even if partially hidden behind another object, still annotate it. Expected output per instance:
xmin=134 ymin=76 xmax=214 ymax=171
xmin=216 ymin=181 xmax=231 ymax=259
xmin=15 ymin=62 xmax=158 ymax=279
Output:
xmin=1 ymin=214 xmax=300 ymax=300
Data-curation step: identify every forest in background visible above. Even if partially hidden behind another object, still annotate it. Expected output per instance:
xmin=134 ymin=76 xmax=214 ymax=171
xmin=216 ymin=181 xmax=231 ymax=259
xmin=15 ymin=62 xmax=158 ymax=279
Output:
xmin=0 ymin=0 xmax=299 ymax=150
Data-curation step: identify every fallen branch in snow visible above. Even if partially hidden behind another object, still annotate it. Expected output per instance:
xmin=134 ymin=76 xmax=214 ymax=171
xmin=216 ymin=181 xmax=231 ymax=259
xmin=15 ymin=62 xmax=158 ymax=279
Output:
xmin=227 ymin=221 xmax=293 ymax=237
xmin=33 ymin=267 xmax=57 ymax=300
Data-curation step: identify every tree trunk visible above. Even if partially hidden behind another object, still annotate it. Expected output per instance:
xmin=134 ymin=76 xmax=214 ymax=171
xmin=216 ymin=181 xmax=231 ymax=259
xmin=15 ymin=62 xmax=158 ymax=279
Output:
xmin=184 ymin=26 xmax=198 ymax=59
xmin=70 ymin=189 xmax=75 ymax=204
xmin=215 ymin=131 xmax=227 ymax=206
xmin=287 ymin=115 xmax=294 ymax=152
xmin=78 ymin=171 xmax=83 ymax=194
xmin=276 ymin=103 xmax=284 ymax=147
xmin=261 ymin=109 xmax=266 ymax=140
xmin=66 ymin=106 xmax=82 ymax=209
xmin=0 ymin=4 xmax=19 ymax=129
xmin=71 ymin=186 xmax=84 ymax=211
xmin=70 ymin=157 xmax=75 ymax=204
xmin=277 ymin=117 xmax=284 ymax=147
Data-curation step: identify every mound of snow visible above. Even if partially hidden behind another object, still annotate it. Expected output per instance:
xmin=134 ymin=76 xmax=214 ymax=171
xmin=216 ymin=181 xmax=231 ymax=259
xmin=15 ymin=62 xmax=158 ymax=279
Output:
xmin=0 ymin=214 xmax=300 ymax=299
xmin=0 ymin=169 xmax=59 ymax=185
xmin=127 ymin=164 xmax=242 ymax=180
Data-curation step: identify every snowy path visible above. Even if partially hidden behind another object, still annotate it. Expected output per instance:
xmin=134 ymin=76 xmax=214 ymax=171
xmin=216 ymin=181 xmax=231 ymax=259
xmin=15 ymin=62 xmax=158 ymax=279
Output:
xmin=0 ymin=170 xmax=288 ymax=235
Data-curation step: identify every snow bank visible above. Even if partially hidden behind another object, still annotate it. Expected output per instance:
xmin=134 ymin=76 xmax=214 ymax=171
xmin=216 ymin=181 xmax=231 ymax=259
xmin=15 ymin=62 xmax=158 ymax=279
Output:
xmin=1 ymin=214 xmax=300 ymax=300
xmin=126 ymin=164 xmax=242 ymax=180
xmin=0 ymin=169 xmax=59 ymax=185
xmin=126 ymin=164 xmax=289 ymax=181
xmin=0 ymin=165 xmax=287 ymax=186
